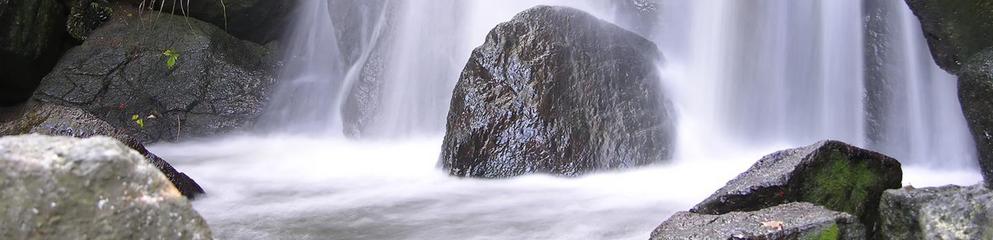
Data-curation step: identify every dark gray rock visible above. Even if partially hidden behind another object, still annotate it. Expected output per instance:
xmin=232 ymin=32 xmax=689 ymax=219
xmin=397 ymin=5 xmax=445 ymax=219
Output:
xmin=904 ymin=0 xmax=993 ymax=73
xmin=0 ymin=0 xmax=67 ymax=106
xmin=880 ymin=184 xmax=993 ymax=240
xmin=959 ymin=49 xmax=993 ymax=188
xmin=157 ymin=0 xmax=293 ymax=44
xmin=439 ymin=5 xmax=674 ymax=178
xmin=34 ymin=10 xmax=279 ymax=143
xmin=0 ymin=102 xmax=205 ymax=199
xmin=652 ymin=202 xmax=866 ymax=240
xmin=691 ymin=140 xmax=902 ymax=235
xmin=0 ymin=134 xmax=212 ymax=239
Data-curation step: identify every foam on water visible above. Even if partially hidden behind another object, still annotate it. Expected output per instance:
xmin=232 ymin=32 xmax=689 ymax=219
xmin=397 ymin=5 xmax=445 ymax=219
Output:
xmin=151 ymin=136 xmax=980 ymax=240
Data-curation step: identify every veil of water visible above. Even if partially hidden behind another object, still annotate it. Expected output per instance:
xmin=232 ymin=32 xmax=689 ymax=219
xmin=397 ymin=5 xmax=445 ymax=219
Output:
xmin=152 ymin=1 xmax=982 ymax=239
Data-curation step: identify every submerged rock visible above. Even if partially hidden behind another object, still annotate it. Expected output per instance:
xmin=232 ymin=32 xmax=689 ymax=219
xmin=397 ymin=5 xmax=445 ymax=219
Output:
xmin=0 ymin=0 xmax=67 ymax=106
xmin=34 ymin=10 xmax=279 ymax=143
xmin=879 ymin=184 xmax=993 ymax=239
xmin=652 ymin=202 xmax=865 ymax=240
xmin=0 ymin=103 xmax=205 ymax=199
xmin=0 ymin=135 xmax=211 ymax=239
xmin=958 ymin=49 xmax=993 ymax=188
xmin=691 ymin=140 xmax=902 ymax=234
xmin=440 ymin=6 xmax=674 ymax=178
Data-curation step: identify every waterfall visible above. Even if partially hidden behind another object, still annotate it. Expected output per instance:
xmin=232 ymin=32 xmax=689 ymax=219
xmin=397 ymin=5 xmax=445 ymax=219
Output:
xmin=160 ymin=1 xmax=982 ymax=238
xmin=259 ymin=0 xmax=976 ymax=167
xmin=659 ymin=0 xmax=976 ymax=167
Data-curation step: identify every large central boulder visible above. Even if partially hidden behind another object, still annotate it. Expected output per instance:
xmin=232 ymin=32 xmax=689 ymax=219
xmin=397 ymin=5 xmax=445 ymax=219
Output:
xmin=439 ymin=6 xmax=674 ymax=178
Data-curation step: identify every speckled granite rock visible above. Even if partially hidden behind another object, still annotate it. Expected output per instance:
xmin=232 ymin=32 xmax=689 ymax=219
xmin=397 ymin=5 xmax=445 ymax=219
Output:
xmin=880 ymin=184 xmax=993 ymax=240
xmin=0 ymin=134 xmax=212 ymax=239
xmin=652 ymin=202 xmax=865 ymax=240
xmin=0 ymin=103 xmax=205 ymax=199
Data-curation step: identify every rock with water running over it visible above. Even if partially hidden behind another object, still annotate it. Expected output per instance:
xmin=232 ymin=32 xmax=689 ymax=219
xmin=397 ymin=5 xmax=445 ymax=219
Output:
xmin=0 ymin=102 xmax=205 ymax=199
xmin=0 ymin=134 xmax=212 ymax=239
xmin=652 ymin=202 xmax=866 ymax=240
xmin=691 ymin=140 xmax=902 ymax=235
xmin=439 ymin=5 xmax=675 ymax=178
xmin=879 ymin=184 xmax=993 ymax=239
xmin=611 ymin=0 xmax=660 ymax=39
xmin=0 ymin=0 xmax=67 ymax=106
xmin=33 ymin=9 xmax=279 ymax=143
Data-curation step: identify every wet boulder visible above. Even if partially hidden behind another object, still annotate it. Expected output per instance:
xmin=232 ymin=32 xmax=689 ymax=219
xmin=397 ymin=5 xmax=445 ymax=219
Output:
xmin=880 ymin=184 xmax=993 ymax=239
xmin=0 ymin=103 xmax=205 ymax=199
xmin=958 ymin=49 xmax=993 ymax=188
xmin=33 ymin=10 xmax=279 ymax=143
xmin=0 ymin=0 xmax=67 ymax=106
xmin=652 ymin=202 xmax=865 ymax=240
xmin=157 ymin=0 xmax=293 ymax=44
xmin=440 ymin=6 xmax=674 ymax=178
xmin=0 ymin=134 xmax=211 ymax=239
xmin=904 ymin=0 xmax=993 ymax=73
xmin=691 ymin=140 xmax=902 ymax=234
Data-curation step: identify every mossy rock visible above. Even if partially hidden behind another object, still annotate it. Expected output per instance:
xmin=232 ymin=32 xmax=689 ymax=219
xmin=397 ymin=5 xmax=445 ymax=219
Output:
xmin=691 ymin=140 xmax=902 ymax=236
xmin=652 ymin=202 xmax=865 ymax=240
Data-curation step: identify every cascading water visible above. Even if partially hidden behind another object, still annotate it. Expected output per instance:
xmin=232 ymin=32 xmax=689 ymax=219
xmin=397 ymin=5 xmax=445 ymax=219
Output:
xmin=151 ymin=1 xmax=983 ymax=239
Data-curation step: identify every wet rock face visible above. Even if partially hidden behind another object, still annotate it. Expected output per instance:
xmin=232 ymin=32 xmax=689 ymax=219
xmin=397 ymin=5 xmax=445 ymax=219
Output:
xmin=652 ymin=202 xmax=866 ymax=240
xmin=0 ymin=0 xmax=67 ymax=106
xmin=959 ymin=49 xmax=993 ymax=188
xmin=33 ymin=11 xmax=279 ymax=143
xmin=0 ymin=103 xmax=205 ymax=199
xmin=440 ymin=5 xmax=674 ymax=178
xmin=0 ymin=135 xmax=211 ymax=239
xmin=159 ymin=0 xmax=293 ymax=44
xmin=880 ymin=184 xmax=993 ymax=240
xmin=691 ymin=140 xmax=902 ymax=235
xmin=904 ymin=0 xmax=993 ymax=73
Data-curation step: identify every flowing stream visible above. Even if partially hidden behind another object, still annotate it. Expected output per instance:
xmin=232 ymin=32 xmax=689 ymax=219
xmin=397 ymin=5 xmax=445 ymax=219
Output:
xmin=152 ymin=1 xmax=983 ymax=239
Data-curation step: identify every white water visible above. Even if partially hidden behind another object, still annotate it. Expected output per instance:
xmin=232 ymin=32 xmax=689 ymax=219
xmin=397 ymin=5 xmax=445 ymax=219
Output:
xmin=153 ymin=0 xmax=983 ymax=239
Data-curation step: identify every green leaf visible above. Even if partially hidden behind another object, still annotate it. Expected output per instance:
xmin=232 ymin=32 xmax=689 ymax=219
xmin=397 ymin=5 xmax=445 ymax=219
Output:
xmin=163 ymin=49 xmax=180 ymax=70
xmin=131 ymin=114 xmax=139 ymax=121
xmin=136 ymin=119 xmax=144 ymax=128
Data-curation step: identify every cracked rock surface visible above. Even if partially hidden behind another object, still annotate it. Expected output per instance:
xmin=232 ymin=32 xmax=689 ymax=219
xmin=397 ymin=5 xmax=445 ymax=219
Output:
xmin=33 ymin=10 xmax=279 ymax=143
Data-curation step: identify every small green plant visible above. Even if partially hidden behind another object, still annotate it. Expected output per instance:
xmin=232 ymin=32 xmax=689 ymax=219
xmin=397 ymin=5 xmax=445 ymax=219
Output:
xmin=163 ymin=49 xmax=180 ymax=70
xmin=132 ymin=114 xmax=145 ymax=128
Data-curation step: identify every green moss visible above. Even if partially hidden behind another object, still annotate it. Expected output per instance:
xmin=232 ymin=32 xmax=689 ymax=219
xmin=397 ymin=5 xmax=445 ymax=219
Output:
xmin=803 ymin=224 xmax=840 ymax=240
xmin=800 ymin=149 xmax=879 ymax=217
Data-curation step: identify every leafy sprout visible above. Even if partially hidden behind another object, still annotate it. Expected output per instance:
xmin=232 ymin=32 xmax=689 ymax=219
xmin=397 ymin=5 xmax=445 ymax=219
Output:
xmin=163 ymin=49 xmax=180 ymax=70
